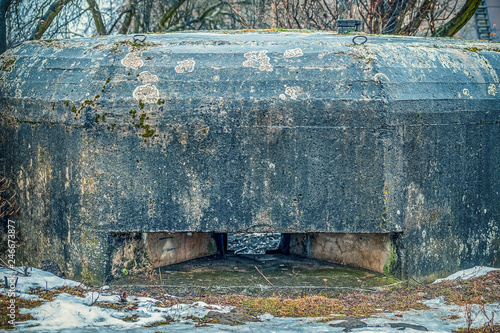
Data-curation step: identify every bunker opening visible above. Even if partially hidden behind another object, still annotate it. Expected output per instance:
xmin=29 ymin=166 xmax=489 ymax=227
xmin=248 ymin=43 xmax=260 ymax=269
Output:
xmin=110 ymin=231 xmax=402 ymax=293
xmin=118 ymin=231 xmax=401 ymax=278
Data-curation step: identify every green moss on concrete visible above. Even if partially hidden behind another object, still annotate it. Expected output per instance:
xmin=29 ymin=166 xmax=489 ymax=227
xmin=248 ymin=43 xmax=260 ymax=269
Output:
xmin=0 ymin=58 xmax=15 ymax=72
xmin=383 ymin=241 xmax=397 ymax=276
xmin=464 ymin=46 xmax=480 ymax=53
xmin=113 ymin=40 xmax=157 ymax=52
xmin=132 ymin=112 xmax=155 ymax=138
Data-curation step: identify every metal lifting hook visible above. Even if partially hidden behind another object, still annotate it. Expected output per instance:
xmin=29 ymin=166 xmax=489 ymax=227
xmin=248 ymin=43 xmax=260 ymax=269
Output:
xmin=352 ymin=35 xmax=367 ymax=45
xmin=133 ymin=34 xmax=147 ymax=43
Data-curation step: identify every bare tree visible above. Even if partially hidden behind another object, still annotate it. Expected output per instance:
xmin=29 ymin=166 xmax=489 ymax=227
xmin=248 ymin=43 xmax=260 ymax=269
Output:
xmin=0 ymin=0 xmax=13 ymax=53
xmin=31 ymin=0 xmax=75 ymax=40
xmin=87 ymin=0 xmax=106 ymax=35
xmin=0 ymin=0 xmax=484 ymax=54
xmin=433 ymin=0 xmax=481 ymax=36
xmin=155 ymin=0 xmax=187 ymax=32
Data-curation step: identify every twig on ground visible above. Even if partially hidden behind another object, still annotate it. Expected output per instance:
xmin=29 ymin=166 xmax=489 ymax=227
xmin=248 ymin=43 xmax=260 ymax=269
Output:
xmin=91 ymin=275 xmax=108 ymax=305
xmin=0 ymin=258 xmax=30 ymax=276
xmin=409 ymin=276 xmax=426 ymax=286
xmin=254 ymin=265 xmax=275 ymax=288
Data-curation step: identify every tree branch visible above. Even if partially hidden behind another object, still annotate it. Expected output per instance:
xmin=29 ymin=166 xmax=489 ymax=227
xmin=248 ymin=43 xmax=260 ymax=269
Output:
xmin=30 ymin=0 xmax=74 ymax=40
xmin=0 ymin=0 xmax=13 ymax=53
xmin=86 ymin=0 xmax=106 ymax=35
xmin=108 ymin=8 xmax=129 ymax=34
xmin=118 ymin=2 xmax=135 ymax=35
xmin=382 ymin=0 xmax=408 ymax=34
xmin=155 ymin=0 xmax=187 ymax=31
xmin=400 ymin=0 xmax=433 ymax=35
xmin=166 ymin=1 xmax=223 ymax=32
xmin=433 ymin=0 xmax=481 ymax=37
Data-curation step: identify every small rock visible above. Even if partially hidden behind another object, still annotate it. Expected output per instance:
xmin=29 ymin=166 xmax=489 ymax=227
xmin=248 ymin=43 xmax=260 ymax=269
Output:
xmin=330 ymin=319 xmax=367 ymax=332
xmin=259 ymin=313 xmax=274 ymax=321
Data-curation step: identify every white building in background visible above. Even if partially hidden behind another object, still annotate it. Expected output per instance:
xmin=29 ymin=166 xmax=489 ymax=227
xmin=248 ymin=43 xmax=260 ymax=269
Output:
xmin=457 ymin=0 xmax=499 ymax=41
xmin=484 ymin=0 xmax=499 ymax=41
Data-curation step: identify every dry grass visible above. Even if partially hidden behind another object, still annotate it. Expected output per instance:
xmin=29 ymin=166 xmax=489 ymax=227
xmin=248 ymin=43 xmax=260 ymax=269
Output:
xmin=0 ymin=294 xmax=41 ymax=329
xmin=5 ymin=271 xmax=499 ymax=330
xmin=29 ymin=286 xmax=86 ymax=301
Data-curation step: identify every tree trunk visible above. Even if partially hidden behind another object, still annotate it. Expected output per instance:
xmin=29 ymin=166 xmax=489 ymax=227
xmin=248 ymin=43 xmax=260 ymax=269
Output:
xmin=142 ymin=0 xmax=152 ymax=32
xmin=31 ymin=0 xmax=74 ymax=40
xmin=433 ymin=0 xmax=481 ymax=37
xmin=86 ymin=0 xmax=107 ymax=35
xmin=119 ymin=4 xmax=135 ymax=35
xmin=0 ymin=0 xmax=12 ymax=54
xmin=133 ymin=8 xmax=140 ymax=33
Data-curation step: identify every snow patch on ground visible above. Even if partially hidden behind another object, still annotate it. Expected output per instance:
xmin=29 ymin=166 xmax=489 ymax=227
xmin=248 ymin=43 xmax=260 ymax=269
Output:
xmin=433 ymin=266 xmax=499 ymax=284
xmin=1 ymin=266 xmax=499 ymax=332
xmin=17 ymin=293 xmax=231 ymax=331
xmin=0 ymin=268 xmax=81 ymax=293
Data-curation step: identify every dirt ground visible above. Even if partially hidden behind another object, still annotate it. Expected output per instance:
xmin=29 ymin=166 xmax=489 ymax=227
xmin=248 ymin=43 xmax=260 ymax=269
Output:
xmin=2 ymin=256 xmax=499 ymax=332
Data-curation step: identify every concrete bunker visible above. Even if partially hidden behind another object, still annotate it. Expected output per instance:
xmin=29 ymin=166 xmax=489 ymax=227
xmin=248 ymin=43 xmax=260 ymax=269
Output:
xmin=0 ymin=33 xmax=499 ymax=284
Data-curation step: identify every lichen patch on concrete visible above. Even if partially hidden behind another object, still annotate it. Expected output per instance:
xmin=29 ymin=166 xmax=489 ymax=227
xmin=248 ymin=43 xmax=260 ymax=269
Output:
xmin=284 ymin=86 xmax=302 ymax=100
xmin=87 ymin=42 xmax=114 ymax=53
xmin=243 ymin=50 xmax=273 ymax=71
xmin=0 ymin=53 xmax=18 ymax=72
xmin=488 ymin=83 xmax=497 ymax=96
xmin=133 ymin=84 xmax=159 ymax=103
xmin=121 ymin=52 xmax=144 ymax=69
xmin=138 ymin=71 xmax=158 ymax=83
xmin=283 ymin=48 xmax=303 ymax=58
xmin=462 ymin=88 xmax=472 ymax=99
xmin=175 ymin=59 xmax=195 ymax=73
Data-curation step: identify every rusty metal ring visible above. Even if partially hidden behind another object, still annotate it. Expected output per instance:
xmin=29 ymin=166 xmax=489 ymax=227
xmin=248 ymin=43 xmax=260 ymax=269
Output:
xmin=352 ymin=35 xmax=367 ymax=45
xmin=133 ymin=34 xmax=146 ymax=43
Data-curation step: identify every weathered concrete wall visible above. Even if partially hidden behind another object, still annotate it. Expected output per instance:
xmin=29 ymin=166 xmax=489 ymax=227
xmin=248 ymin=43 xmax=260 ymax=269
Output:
xmin=0 ymin=33 xmax=498 ymax=282
xmin=290 ymin=233 xmax=393 ymax=274
xmin=146 ymin=232 xmax=216 ymax=267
